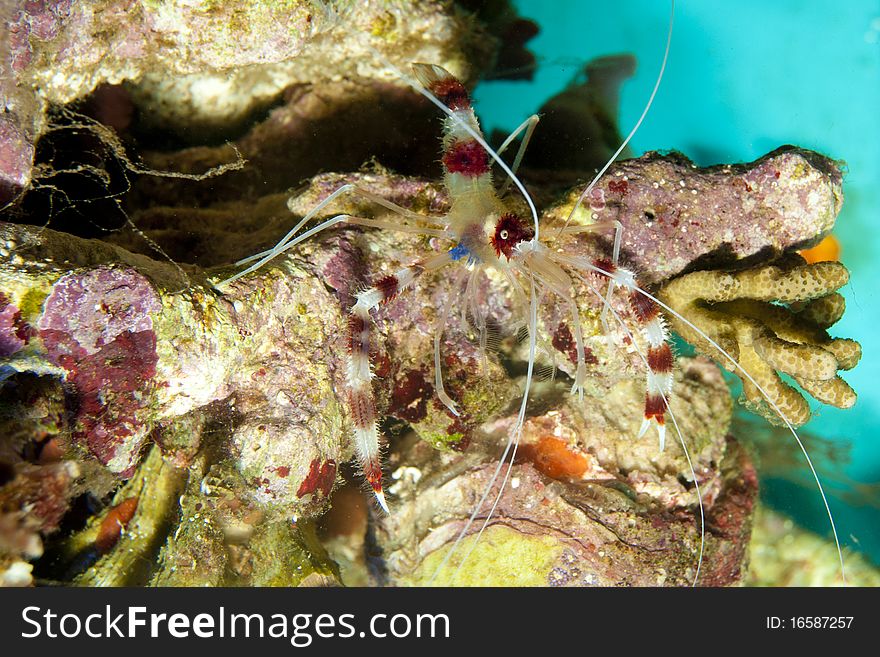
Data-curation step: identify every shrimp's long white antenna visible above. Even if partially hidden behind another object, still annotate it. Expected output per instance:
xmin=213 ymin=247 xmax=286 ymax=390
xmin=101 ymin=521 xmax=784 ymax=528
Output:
xmin=234 ymin=184 xmax=449 ymax=269
xmin=576 ymin=262 xmax=847 ymax=584
xmin=570 ymin=269 xmax=704 ymax=586
xmin=367 ymin=51 xmax=542 ymax=241
xmin=216 ymin=213 xmax=351 ymax=286
xmin=562 ymin=0 xmax=675 ymax=234
xmin=428 ymin=274 xmax=539 ymax=585
xmin=235 ymin=184 xmax=356 ymax=268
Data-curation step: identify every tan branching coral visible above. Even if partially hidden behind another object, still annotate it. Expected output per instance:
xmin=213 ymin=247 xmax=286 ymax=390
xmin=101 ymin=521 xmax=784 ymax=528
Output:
xmin=658 ymin=255 xmax=861 ymax=426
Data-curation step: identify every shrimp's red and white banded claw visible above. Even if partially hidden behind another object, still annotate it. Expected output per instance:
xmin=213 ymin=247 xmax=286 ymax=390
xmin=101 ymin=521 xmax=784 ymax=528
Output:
xmin=345 ymin=253 xmax=451 ymax=512
xmin=608 ymin=260 xmax=675 ymax=451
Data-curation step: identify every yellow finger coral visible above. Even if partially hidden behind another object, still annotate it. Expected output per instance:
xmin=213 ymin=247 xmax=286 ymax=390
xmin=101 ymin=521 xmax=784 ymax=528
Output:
xmin=658 ymin=255 xmax=860 ymax=426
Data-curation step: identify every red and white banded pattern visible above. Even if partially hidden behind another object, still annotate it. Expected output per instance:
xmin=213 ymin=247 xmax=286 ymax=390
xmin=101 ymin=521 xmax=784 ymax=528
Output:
xmin=346 ymin=263 xmax=426 ymax=512
xmin=412 ymin=64 xmax=498 ymax=214
xmin=629 ymin=287 xmax=673 ymax=450
xmin=593 ymin=258 xmax=673 ymax=449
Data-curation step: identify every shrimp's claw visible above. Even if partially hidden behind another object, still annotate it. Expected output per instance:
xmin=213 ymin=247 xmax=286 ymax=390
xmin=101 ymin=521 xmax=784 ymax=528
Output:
xmin=656 ymin=421 xmax=667 ymax=452
xmin=373 ymin=489 xmax=390 ymax=515
xmin=638 ymin=417 xmax=667 ymax=452
xmin=365 ymin=459 xmax=390 ymax=514
xmin=640 ymin=393 xmax=668 ymax=451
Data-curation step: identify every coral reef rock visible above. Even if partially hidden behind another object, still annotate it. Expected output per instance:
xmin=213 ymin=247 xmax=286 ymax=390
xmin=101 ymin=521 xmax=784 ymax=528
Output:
xmin=0 ymin=0 xmax=857 ymax=586
xmin=544 ymin=147 xmax=843 ymax=285
xmin=378 ymin=360 xmax=755 ymax=587
xmin=1 ymin=0 xmax=511 ymax=202
xmin=0 ymin=136 xmax=855 ymax=586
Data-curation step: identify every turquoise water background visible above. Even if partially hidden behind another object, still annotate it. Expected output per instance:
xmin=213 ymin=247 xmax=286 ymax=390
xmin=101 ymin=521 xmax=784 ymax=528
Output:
xmin=475 ymin=1 xmax=880 ymax=563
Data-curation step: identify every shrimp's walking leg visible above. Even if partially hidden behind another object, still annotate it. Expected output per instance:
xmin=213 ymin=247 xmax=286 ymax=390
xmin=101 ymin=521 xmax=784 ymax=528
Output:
xmin=348 ymin=251 xmax=452 ymax=511
xmin=552 ymin=219 xmax=624 ymax=344
xmin=566 ymin=295 xmax=588 ymax=401
xmin=455 ymin=267 xmax=492 ymax=375
xmin=434 ymin=320 xmax=459 ymax=416
xmin=434 ymin=270 xmax=469 ymax=416
xmin=496 ymin=115 xmax=540 ymax=196
xmin=471 ymin=284 xmax=491 ymax=375
xmin=599 ymin=220 xmax=624 ymax=340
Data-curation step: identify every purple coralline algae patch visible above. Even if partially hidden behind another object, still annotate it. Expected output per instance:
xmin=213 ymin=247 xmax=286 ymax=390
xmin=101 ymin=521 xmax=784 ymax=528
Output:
xmin=0 ymin=115 xmax=35 ymax=205
xmin=5 ymin=0 xmax=72 ymax=73
xmin=38 ymin=266 xmax=157 ymax=354
xmin=0 ymin=291 xmax=34 ymax=357
xmin=570 ymin=148 xmax=842 ymax=285
xmin=37 ymin=267 xmax=160 ymax=476
xmin=321 ymin=235 xmax=368 ymax=308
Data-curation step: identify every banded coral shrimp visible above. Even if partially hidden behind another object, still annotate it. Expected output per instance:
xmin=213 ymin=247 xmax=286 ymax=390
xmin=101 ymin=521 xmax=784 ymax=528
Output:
xmin=214 ymin=1 xmax=858 ymax=587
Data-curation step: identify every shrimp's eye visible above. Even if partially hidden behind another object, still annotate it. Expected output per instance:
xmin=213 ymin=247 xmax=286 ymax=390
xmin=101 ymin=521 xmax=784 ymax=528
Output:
xmin=491 ymin=213 xmax=534 ymax=260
